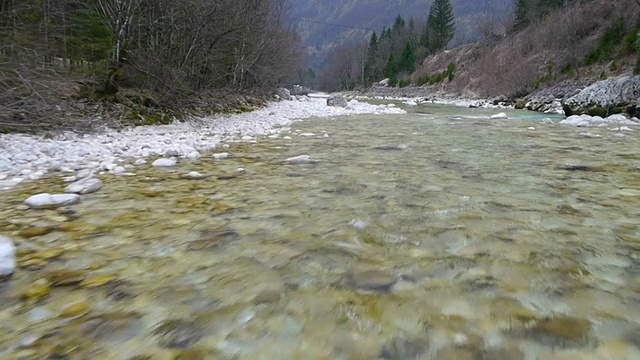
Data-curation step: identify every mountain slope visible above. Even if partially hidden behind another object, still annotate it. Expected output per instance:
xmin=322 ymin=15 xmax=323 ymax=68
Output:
xmin=286 ymin=0 xmax=513 ymax=70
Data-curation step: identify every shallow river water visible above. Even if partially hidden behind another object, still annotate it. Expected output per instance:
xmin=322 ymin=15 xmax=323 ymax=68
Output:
xmin=1 ymin=104 xmax=640 ymax=359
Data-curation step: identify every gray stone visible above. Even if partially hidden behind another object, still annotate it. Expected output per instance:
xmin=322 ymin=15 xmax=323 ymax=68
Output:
xmin=64 ymin=177 xmax=103 ymax=194
xmin=327 ymin=93 xmax=348 ymax=107
xmin=343 ymin=267 xmax=397 ymax=293
xmin=276 ymin=88 xmax=291 ymax=101
xmin=564 ymin=76 xmax=640 ymax=115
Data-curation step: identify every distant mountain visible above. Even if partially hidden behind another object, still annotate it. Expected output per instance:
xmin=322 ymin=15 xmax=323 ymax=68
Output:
xmin=286 ymin=0 xmax=514 ymax=70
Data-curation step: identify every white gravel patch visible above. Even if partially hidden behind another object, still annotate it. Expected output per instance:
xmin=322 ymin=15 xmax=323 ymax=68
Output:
xmin=0 ymin=96 xmax=404 ymax=190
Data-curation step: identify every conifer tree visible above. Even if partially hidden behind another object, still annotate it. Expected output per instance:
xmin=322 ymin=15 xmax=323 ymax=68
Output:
xmin=514 ymin=0 xmax=530 ymax=29
xmin=427 ymin=0 xmax=455 ymax=52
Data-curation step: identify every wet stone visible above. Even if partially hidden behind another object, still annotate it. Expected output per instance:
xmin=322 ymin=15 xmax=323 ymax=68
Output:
xmin=82 ymin=311 xmax=144 ymax=343
xmin=517 ymin=316 xmax=596 ymax=348
xmin=45 ymin=269 xmax=86 ymax=286
xmin=18 ymin=226 xmax=53 ymax=238
xmin=343 ymin=267 xmax=398 ymax=293
xmin=186 ymin=229 xmax=240 ymax=250
xmin=153 ymin=319 xmax=206 ymax=349
xmin=380 ymin=337 xmax=428 ymax=360
xmin=59 ymin=301 xmax=91 ymax=318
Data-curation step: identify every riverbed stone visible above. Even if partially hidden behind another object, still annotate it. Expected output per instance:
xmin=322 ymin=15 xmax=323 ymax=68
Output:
xmin=343 ymin=266 xmax=398 ymax=293
xmin=152 ymin=158 xmax=176 ymax=167
xmin=0 ymin=235 xmax=16 ymax=279
xmin=327 ymin=93 xmax=348 ymax=107
xmin=490 ymin=112 xmax=508 ymax=119
xmin=25 ymin=193 xmax=81 ymax=209
xmin=64 ymin=177 xmax=103 ymax=194
xmin=283 ymin=155 xmax=318 ymax=165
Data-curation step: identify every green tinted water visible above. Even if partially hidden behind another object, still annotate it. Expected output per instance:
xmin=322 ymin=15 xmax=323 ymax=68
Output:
xmin=1 ymin=104 xmax=640 ymax=359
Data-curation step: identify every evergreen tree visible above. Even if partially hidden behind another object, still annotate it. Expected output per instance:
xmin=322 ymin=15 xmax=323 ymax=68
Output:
xmin=427 ymin=0 xmax=455 ymax=52
xmin=384 ymin=53 xmax=397 ymax=78
xmin=364 ymin=32 xmax=379 ymax=83
xmin=399 ymin=41 xmax=416 ymax=73
xmin=514 ymin=0 xmax=530 ymax=29
xmin=393 ymin=15 xmax=406 ymax=32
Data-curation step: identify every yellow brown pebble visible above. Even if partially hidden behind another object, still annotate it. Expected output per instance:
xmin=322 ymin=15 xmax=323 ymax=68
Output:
xmin=23 ymin=279 xmax=51 ymax=301
xmin=19 ymin=227 xmax=53 ymax=238
xmin=80 ymin=274 xmax=116 ymax=288
xmin=60 ymin=301 xmax=91 ymax=318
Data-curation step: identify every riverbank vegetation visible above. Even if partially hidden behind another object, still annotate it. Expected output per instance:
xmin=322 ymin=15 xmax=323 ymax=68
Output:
xmin=319 ymin=0 xmax=640 ymax=98
xmin=0 ymin=0 xmax=302 ymax=132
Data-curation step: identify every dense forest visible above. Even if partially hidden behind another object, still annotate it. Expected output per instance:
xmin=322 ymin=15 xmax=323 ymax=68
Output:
xmin=0 ymin=0 xmax=302 ymax=131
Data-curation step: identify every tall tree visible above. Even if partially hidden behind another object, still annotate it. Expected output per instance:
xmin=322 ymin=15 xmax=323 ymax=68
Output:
xmin=427 ymin=0 xmax=455 ymax=52
xmin=514 ymin=0 xmax=530 ymax=29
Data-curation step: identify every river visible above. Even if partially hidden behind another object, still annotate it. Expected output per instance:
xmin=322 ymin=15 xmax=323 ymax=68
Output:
xmin=1 ymin=103 xmax=639 ymax=359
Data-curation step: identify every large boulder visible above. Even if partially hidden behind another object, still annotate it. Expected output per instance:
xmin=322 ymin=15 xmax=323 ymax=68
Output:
xmin=563 ymin=76 xmax=640 ymax=116
xmin=290 ymin=85 xmax=310 ymax=96
xmin=275 ymin=88 xmax=291 ymax=101
xmin=327 ymin=93 xmax=348 ymax=108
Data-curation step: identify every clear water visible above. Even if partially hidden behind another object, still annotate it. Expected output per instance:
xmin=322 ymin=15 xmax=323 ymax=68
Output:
xmin=1 ymin=104 xmax=640 ymax=359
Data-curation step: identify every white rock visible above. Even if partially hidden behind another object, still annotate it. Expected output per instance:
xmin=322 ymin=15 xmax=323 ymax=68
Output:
xmin=213 ymin=152 xmax=229 ymax=160
xmin=527 ymin=127 xmax=535 ymax=130
xmin=62 ymin=175 xmax=77 ymax=183
xmin=134 ymin=159 xmax=147 ymax=166
xmin=241 ymin=135 xmax=254 ymax=141
xmin=152 ymin=158 xmax=177 ymax=167
xmin=181 ymin=171 xmax=207 ymax=180
xmin=25 ymin=193 xmax=81 ymax=209
xmin=64 ymin=177 xmax=103 ymax=194
xmin=579 ymin=132 xmax=602 ymax=138
xmin=350 ymin=219 xmax=367 ymax=230
xmin=0 ymin=236 xmax=16 ymax=277
xmin=490 ymin=112 xmax=508 ymax=120
xmin=222 ymin=144 xmax=230 ymax=149
xmin=619 ymin=126 xmax=633 ymax=132
xmin=185 ymin=151 xmax=200 ymax=159
xmin=76 ymin=169 xmax=92 ymax=179
xmin=323 ymin=134 xmax=330 ymax=138
xmin=300 ymin=133 xmax=316 ymax=137
xmin=283 ymin=136 xmax=292 ymax=140
xmin=615 ymin=133 xmax=626 ymax=138
xmin=606 ymin=114 xmax=628 ymax=123
xmin=284 ymin=155 xmax=318 ymax=165
xmin=48 ymin=161 xmax=62 ymax=172
xmin=112 ymin=166 xmax=126 ymax=174
xmin=100 ymin=161 xmax=116 ymax=171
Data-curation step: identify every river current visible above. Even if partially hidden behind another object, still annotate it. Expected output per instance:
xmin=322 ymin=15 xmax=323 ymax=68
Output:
xmin=1 ymin=103 xmax=640 ymax=359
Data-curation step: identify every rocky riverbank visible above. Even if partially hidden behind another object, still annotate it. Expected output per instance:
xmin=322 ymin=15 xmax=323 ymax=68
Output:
xmin=0 ymin=95 xmax=404 ymax=191
xmin=363 ymin=75 xmax=640 ymax=121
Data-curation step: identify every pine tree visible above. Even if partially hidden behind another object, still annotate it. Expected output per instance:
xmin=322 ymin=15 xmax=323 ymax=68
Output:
xmin=514 ymin=0 xmax=530 ymax=29
xmin=427 ymin=0 xmax=455 ymax=52
xmin=398 ymin=42 xmax=416 ymax=73
xmin=364 ymin=32 xmax=379 ymax=83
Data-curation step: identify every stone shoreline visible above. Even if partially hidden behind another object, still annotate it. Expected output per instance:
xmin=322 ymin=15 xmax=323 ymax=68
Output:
xmin=0 ymin=95 xmax=404 ymax=191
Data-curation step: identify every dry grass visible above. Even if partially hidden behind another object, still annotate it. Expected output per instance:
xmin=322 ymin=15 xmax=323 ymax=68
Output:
xmin=413 ymin=0 xmax=640 ymax=98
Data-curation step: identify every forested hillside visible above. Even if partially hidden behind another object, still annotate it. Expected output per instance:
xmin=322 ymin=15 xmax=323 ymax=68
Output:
xmin=287 ymin=0 xmax=513 ymax=71
xmin=318 ymin=0 xmax=640 ymax=100
xmin=0 ymin=0 xmax=301 ymax=132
